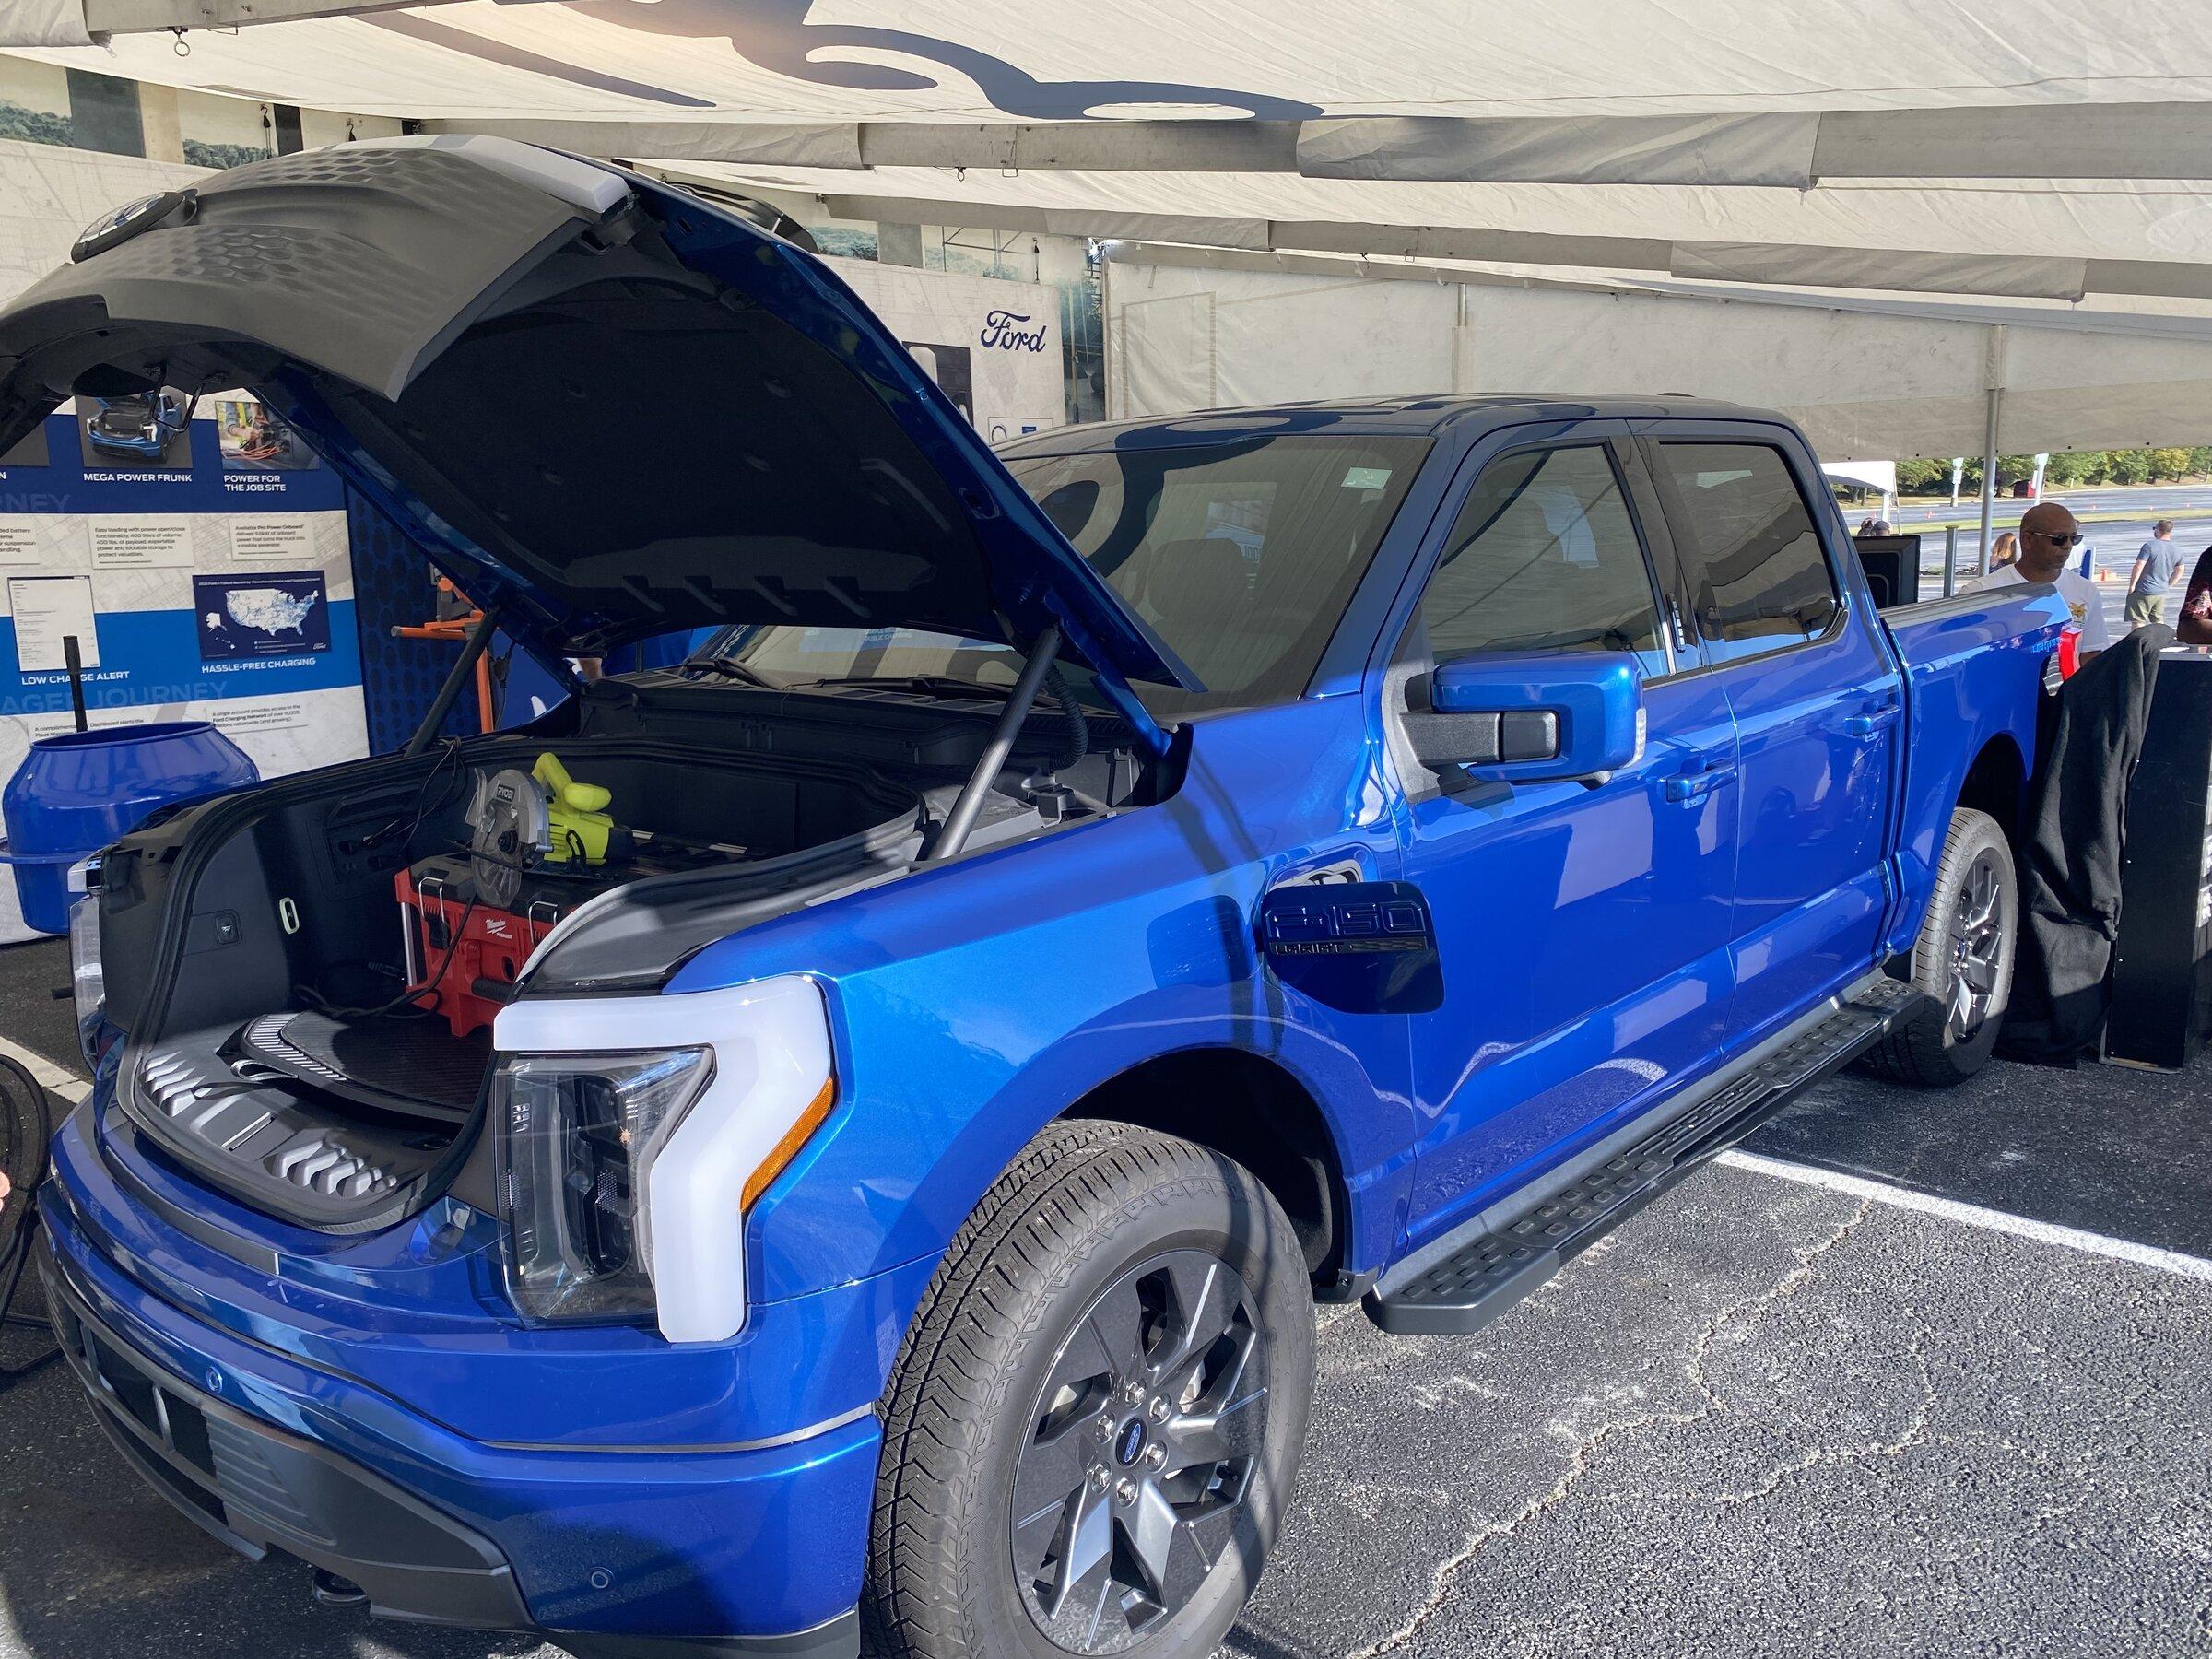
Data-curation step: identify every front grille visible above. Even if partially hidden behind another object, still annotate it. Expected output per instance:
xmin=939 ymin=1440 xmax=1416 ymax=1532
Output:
xmin=207 ymin=1416 xmax=331 ymax=1545
xmin=41 ymin=1243 xmax=531 ymax=1631
xmin=52 ymin=1293 xmax=217 ymax=1478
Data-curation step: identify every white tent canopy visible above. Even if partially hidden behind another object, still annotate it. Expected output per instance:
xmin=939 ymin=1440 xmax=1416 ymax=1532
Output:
xmin=18 ymin=0 xmax=2212 ymax=126
xmin=1823 ymin=462 xmax=1900 ymax=499
xmin=13 ymin=3 xmax=2212 ymax=294
xmin=11 ymin=2 xmax=2212 ymax=311
xmin=1095 ymin=244 xmax=2212 ymax=463
xmin=11 ymin=0 xmax=2212 ymax=512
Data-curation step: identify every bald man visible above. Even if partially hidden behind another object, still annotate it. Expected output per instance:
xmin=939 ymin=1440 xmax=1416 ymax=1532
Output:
xmin=1971 ymin=500 xmax=2110 ymax=657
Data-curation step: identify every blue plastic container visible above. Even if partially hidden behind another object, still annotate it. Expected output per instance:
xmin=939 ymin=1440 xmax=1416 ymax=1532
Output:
xmin=1 ymin=721 xmax=258 ymax=935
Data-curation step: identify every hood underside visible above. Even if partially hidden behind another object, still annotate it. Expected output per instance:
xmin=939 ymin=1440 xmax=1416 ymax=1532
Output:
xmin=0 ymin=137 xmax=1193 ymax=710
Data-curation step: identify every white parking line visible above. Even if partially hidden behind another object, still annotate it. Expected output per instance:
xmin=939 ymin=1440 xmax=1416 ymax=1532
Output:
xmin=0 ymin=1034 xmax=88 ymax=1105
xmin=1718 ymin=1148 xmax=2212 ymax=1283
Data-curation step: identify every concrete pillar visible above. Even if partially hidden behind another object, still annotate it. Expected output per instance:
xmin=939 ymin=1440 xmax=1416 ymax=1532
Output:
xmin=137 ymin=82 xmax=184 ymax=164
xmin=877 ymin=222 xmax=924 ymax=267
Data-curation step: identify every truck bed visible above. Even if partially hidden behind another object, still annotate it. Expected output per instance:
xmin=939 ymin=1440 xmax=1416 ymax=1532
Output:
xmin=1879 ymin=582 xmax=2069 ymax=953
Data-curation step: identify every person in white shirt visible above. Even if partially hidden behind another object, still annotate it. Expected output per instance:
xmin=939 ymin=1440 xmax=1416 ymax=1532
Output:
xmin=1971 ymin=501 xmax=2110 ymax=658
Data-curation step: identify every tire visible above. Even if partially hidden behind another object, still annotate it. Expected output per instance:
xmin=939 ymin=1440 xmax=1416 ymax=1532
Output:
xmin=862 ymin=1120 xmax=1315 ymax=1659
xmin=0 ymin=1056 xmax=52 ymax=1268
xmin=1859 ymin=806 xmax=2018 ymax=1088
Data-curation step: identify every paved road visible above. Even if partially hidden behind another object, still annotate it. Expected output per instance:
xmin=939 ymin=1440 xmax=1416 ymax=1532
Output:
xmin=1881 ymin=484 xmax=2212 ymax=525
xmin=3 ymin=945 xmax=2209 ymax=1659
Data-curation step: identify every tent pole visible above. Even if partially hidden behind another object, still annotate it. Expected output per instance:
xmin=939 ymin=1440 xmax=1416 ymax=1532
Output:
xmin=1096 ymin=247 xmax=1115 ymax=421
xmin=1975 ymin=387 xmax=2000 ymax=577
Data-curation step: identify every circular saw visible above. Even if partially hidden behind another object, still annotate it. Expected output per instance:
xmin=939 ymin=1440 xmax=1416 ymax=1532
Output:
xmin=465 ymin=766 xmax=549 ymax=910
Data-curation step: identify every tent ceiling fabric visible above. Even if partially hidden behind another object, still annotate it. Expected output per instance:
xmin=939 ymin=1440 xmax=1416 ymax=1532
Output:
xmin=21 ymin=1 xmax=2212 ymax=124
xmin=11 ymin=1 xmax=2212 ymax=306
xmin=1100 ymin=249 xmax=2212 ymax=461
xmin=12 ymin=0 xmax=2212 ymax=446
xmin=645 ymin=160 xmax=2212 ymax=306
xmin=1295 ymin=104 xmax=2212 ymax=187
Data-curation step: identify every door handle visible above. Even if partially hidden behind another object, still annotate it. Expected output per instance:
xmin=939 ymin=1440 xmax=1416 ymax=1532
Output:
xmin=1844 ymin=702 xmax=1901 ymax=737
xmin=1664 ymin=761 xmax=1736 ymax=802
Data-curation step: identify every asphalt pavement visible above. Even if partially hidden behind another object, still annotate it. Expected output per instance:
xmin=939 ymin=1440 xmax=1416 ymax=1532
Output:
xmin=1881 ymin=484 xmax=2212 ymax=527
xmin=1 ymin=937 xmax=2207 ymax=1659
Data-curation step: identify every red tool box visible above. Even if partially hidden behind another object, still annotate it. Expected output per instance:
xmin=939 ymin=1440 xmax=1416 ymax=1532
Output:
xmin=394 ymin=864 xmax=562 ymax=1039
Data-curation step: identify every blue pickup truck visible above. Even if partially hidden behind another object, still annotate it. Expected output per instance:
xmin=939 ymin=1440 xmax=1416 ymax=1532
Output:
xmin=6 ymin=140 xmax=2065 ymax=1659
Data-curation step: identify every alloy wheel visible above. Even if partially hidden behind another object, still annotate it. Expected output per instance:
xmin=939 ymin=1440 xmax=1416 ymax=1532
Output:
xmin=1945 ymin=849 xmax=2006 ymax=1040
xmin=1009 ymin=1249 xmax=1270 ymax=1653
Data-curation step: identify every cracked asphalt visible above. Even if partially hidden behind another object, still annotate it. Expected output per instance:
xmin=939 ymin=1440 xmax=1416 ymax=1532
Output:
xmin=1 ymin=936 xmax=2207 ymax=1657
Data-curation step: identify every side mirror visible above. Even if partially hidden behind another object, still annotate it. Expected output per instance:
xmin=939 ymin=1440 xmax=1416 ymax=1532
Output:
xmin=1406 ymin=651 xmax=1645 ymax=782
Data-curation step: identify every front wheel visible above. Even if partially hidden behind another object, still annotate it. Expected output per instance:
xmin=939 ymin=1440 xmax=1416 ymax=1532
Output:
xmin=863 ymin=1120 xmax=1314 ymax=1658
xmin=1860 ymin=806 xmax=2018 ymax=1088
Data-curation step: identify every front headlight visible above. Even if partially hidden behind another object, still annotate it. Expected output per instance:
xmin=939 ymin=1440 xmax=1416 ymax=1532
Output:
xmin=490 ymin=975 xmax=836 ymax=1343
xmin=495 ymin=1047 xmax=715 ymax=1324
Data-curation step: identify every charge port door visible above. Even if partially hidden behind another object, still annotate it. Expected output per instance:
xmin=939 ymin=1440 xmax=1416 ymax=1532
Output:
xmin=1257 ymin=880 xmax=1442 ymax=1015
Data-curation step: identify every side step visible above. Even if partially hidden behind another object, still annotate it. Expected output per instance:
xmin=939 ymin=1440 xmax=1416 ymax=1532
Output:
xmin=1364 ymin=976 xmax=1928 ymax=1336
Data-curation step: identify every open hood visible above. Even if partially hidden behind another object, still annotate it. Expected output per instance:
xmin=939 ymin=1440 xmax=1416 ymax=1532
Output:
xmin=0 ymin=136 xmax=1194 ymax=735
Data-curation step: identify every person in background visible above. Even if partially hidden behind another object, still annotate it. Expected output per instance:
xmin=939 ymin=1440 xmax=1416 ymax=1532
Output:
xmin=1971 ymin=500 xmax=2111 ymax=659
xmin=1989 ymin=530 xmax=2018 ymax=570
xmin=2124 ymin=519 xmax=2184 ymax=628
xmin=1856 ymin=515 xmax=1877 ymax=536
xmin=2175 ymin=541 xmax=2212 ymax=647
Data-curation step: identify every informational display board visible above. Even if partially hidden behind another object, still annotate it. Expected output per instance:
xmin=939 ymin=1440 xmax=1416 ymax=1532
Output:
xmin=835 ymin=263 xmax=1067 ymax=446
xmin=0 ymin=395 xmax=368 ymax=942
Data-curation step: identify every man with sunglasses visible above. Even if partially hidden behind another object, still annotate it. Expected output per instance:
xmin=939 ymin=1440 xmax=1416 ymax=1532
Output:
xmin=1972 ymin=500 xmax=2110 ymax=658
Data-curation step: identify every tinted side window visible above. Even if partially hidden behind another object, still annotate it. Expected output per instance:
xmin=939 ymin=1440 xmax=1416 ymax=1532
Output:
xmin=1419 ymin=445 xmax=1665 ymax=676
xmin=1650 ymin=441 xmax=1839 ymax=663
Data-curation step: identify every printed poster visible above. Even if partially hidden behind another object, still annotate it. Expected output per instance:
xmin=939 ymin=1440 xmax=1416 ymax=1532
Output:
xmin=194 ymin=569 xmax=330 ymax=659
xmin=8 ymin=574 xmax=100 ymax=671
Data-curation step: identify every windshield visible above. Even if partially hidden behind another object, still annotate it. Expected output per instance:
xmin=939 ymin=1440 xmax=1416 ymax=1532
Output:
xmin=725 ymin=434 xmax=1430 ymax=718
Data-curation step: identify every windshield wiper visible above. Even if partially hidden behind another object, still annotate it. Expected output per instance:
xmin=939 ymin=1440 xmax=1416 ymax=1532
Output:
xmin=792 ymin=674 xmax=1018 ymax=701
xmin=678 ymin=654 xmax=780 ymax=689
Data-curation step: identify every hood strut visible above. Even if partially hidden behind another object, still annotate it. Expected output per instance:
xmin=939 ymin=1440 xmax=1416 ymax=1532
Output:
xmin=923 ymin=628 xmax=1064 ymax=864
xmin=405 ymin=605 xmax=505 ymax=756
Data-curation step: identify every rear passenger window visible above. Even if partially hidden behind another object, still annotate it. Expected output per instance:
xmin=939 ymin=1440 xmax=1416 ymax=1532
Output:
xmin=1418 ymin=445 xmax=1667 ymax=677
xmin=1649 ymin=442 xmax=1840 ymax=663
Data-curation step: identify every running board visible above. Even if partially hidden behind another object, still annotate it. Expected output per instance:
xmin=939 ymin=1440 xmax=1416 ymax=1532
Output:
xmin=1364 ymin=976 xmax=1928 ymax=1336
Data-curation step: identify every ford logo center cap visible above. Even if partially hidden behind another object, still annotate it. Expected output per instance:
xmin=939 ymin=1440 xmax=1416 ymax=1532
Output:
xmin=72 ymin=189 xmax=194 ymax=264
xmin=1114 ymin=1418 xmax=1147 ymax=1466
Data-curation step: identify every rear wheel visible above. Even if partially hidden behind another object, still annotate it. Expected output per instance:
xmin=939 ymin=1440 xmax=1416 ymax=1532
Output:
xmin=863 ymin=1120 xmax=1313 ymax=1659
xmin=1860 ymin=806 xmax=2018 ymax=1087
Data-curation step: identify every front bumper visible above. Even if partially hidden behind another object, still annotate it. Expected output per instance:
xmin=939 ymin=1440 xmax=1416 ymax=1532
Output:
xmin=38 ymin=1192 xmax=878 ymax=1656
xmin=41 ymin=1241 xmax=531 ymax=1630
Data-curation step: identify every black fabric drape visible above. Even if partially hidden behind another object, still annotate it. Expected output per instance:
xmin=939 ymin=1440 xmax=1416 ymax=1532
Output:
xmin=1997 ymin=624 xmax=2171 ymax=1065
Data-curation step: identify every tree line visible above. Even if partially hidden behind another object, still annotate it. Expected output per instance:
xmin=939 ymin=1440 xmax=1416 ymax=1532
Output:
xmin=1898 ymin=448 xmax=2212 ymax=494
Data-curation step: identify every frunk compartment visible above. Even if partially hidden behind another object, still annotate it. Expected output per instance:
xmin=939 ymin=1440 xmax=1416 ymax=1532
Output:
xmin=101 ymin=737 xmax=920 ymax=1230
